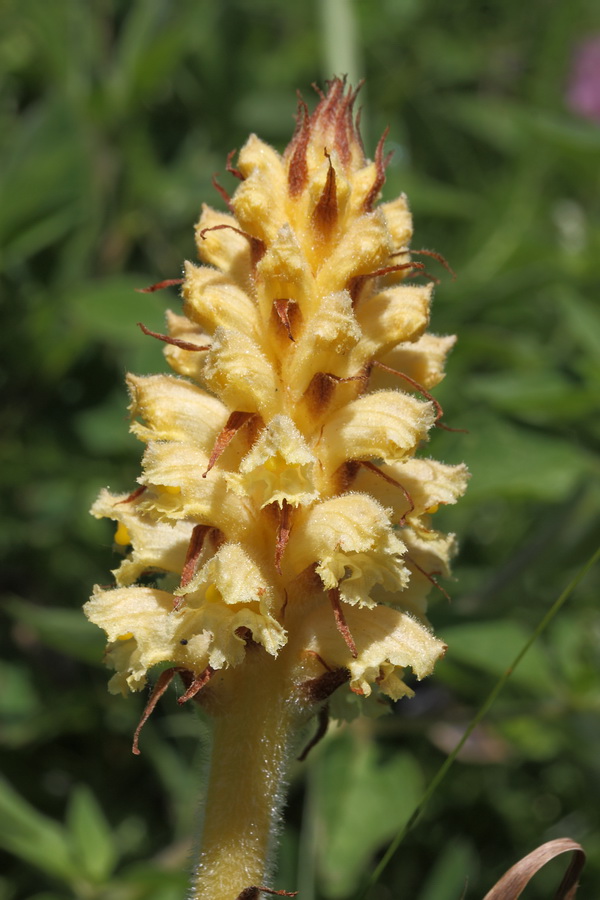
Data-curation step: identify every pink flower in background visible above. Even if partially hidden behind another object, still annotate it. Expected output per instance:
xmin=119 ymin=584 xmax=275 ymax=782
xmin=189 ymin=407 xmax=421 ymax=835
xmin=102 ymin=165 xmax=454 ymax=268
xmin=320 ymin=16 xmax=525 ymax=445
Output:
xmin=567 ymin=36 xmax=600 ymax=122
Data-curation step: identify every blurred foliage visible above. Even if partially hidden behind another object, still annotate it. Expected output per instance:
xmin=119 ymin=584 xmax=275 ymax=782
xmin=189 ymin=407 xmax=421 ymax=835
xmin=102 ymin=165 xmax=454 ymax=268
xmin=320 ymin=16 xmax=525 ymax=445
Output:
xmin=1 ymin=0 xmax=599 ymax=898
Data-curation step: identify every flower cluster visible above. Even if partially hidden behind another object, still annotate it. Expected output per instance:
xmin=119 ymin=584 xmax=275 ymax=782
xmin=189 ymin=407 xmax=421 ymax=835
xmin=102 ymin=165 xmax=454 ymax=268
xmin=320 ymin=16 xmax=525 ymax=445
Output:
xmin=86 ymin=79 xmax=467 ymax=713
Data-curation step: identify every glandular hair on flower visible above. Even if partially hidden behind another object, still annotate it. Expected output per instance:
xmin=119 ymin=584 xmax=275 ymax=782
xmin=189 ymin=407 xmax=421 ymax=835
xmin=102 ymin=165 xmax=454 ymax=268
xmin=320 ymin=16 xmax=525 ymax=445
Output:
xmin=86 ymin=78 xmax=468 ymax=705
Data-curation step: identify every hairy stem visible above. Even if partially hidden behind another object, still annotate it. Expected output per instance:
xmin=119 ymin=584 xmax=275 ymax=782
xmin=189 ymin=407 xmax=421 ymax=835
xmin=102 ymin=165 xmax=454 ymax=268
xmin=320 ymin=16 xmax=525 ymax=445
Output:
xmin=192 ymin=645 xmax=305 ymax=900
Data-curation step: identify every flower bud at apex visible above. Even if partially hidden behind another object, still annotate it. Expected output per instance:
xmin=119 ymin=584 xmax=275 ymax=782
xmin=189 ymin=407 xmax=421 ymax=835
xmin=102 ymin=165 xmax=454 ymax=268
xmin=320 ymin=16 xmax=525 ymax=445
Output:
xmin=87 ymin=77 xmax=467 ymax=725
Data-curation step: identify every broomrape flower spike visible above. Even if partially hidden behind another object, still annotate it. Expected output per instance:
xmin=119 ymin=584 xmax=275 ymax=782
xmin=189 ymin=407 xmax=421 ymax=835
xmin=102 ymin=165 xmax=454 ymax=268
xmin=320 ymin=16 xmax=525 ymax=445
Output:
xmin=86 ymin=78 xmax=468 ymax=900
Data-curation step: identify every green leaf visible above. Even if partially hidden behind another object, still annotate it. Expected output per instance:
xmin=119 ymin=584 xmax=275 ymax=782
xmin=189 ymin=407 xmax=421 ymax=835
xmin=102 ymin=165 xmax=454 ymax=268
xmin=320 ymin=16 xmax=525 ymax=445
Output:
xmin=387 ymin=169 xmax=480 ymax=219
xmin=527 ymin=110 xmax=600 ymax=154
xmin=66 ymin=785 xmax=117 ymax=882
xmin=444 ymin=411 xmax=592 ymax=501
xmin=1 ymin=206 xmax=81 ymax=270
xmin=499 ymin=714 xmax=564 ymax=760
xmin=65 ymin=275 xmax=176 ymax=374
xmin=4 ymin=598 xmax=104 ymax=665
xmin=0 ymin=660 xmax=39 ymax=717
xmin=0 ymin=102 xmax=86 ymax=268
xmin=21 ymin=894 xmax=71 ymax=900
xmin=317 ymin=734 xmax=423 ymax=898
xmin=0 ymin=660 xmax=41 ymax=748
xmin=439 ymin=95 xmax=527 ymax=154
xmin=75 ymin=389 xmax=141 ymax=455
xmin=118 ymin=862 xmax=189 ymax=900
xmin=555 ymin=288 xmax=600 ymax=359
xmin=0 ymin=778 xmax=75 ymax=880
xmin=467 ymin=371 xmax=596 ymax=424
xmin=416 ymin=838 xmax=476 ymax=900
xmin=108 ymin=0 xmax=175 ymax=114
xmin=440 ymin=620 xmax=554 ymax=693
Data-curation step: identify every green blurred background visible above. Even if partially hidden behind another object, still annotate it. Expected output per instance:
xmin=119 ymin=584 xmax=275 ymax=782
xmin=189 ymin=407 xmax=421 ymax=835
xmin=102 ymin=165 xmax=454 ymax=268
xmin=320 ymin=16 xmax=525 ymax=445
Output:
xmin=1 ymin=1 xmax=599 ymax=898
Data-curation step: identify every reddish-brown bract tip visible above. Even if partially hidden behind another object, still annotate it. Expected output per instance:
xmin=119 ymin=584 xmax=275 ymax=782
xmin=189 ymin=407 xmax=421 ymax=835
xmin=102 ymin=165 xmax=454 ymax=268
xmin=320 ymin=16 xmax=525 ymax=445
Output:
xmin=311 ymin=150 xmax=338 ymax=235
xmin=273 ymin=299 xmax=296 ymax=341
xmin=181 ymin=524 xmax=211 ymax=588
xmin=275 ymin=500 xmax=292 ymax=574
xmin=198 ymin=223 xmax=266 ymax=267
xmin=285 ymin=77 xmax=367 ymax=199
xmin=116 ymin=485 xmax=147 ymax=505
xmin=329 ymin=588 xmax=358 ymax=658
xmin=287 ymin=96 xmax=310 ymax=197
xmin=135 ymin=278 xmax=183 ymax=294
xmin=363 ymin=126 xmax=393 ymax=211
xmin=358 ymin=459 xmax=415 ymax=523
xmin=137 ymin=322 xmax=210 ymax=352
xmin=235 ymin=888 xmax=298 ymax=900
xmin=203 ymin=411 xmax=256 ymax=477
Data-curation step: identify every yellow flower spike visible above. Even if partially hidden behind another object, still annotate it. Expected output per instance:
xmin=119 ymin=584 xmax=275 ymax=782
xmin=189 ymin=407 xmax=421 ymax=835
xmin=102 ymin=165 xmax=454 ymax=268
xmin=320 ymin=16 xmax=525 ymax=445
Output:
xmin=86 ymin=79 xmax=468 ymax=900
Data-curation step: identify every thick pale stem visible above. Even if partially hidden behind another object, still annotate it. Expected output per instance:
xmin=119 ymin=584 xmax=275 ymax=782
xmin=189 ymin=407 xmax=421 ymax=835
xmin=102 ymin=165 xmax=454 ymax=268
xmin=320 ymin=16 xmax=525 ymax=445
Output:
xmin=192 ymin=645 xmax=305 ymax=900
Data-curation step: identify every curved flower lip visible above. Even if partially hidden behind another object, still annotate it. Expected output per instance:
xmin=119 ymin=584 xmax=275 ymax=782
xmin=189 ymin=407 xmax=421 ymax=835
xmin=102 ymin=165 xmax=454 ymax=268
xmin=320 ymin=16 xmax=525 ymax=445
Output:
xmin=85 ymin=586 xmax=194 ymax=695
xmin=372 ymin=333 xmax=457 ymax=393
xmin=183 ymin=260 xmax=261 ymax=341
xmin=85 ymin=542 xmax=287 ymax=692
xmin=229 ymin=414 xmax=319 ymax=508
xmin=354 ymin=282 xmax=432 ymax=360
xmin=285 ymin=493 xmax=409 ymax=606
xmin=159 ymin=311 xmax=212 ymax=382
xmin=174 ymin=542 xmax=275 ymax=611
xmin=402 ymin=527 xmax=457 ymax=580
xmin=283 ymin=290 xmax=362 ymax=397
xmin=172 ymin=542 xmax=287 ymax=667
xmin=91 ymin=488 xmax=193 ymax=586
xmin=253 ymin=224 xmax=315 ymax=327
xmin=352 ymin=458 xmax=469 ymax=525
xmin=300 ymin=601 xmax=446 ymax=700
xmin=202 ymin=326 xmax=279 ymax=418
xmin=127 ymin=373 xmax=229 ymax=448
xmin=320 ymin=390 xmax=435 ymax=471
xmin=313 ymin=208 xmax=392 ymax=292
xmin=231 ymin=133 xmax=288 ymax=243
xmin=380 ymin=194 xmax=413 ymax=249
xmin=195 ymin=205 xmax=252 ymax=283
xmin=138 ymin=442 xmax=254 ymax=538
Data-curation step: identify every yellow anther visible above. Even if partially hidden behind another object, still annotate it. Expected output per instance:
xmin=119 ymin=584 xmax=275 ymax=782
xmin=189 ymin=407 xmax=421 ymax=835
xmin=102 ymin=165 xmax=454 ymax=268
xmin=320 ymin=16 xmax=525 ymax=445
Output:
xmin=426 ymin=504 xmax=439 ymax=514
xmin=156 ymin=484 xmax=181 ymax=495
xmin=263 ymin=456 xmax=284 ymax=474
xmin=117 ymin=632 xmax=133 ymax=641
xmin=205 ymin=583 xmax=221 ymax=604
xmin=114 ymin=522 xmax=132 ymax=546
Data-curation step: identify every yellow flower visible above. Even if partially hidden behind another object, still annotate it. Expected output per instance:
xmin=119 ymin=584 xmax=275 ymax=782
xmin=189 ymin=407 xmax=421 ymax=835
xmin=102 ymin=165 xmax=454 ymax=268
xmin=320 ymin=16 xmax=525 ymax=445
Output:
xmin=86 ymin=78 xmax=467 ymax=709
xmin=87 ymin=78 xmax=469 ymax=900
